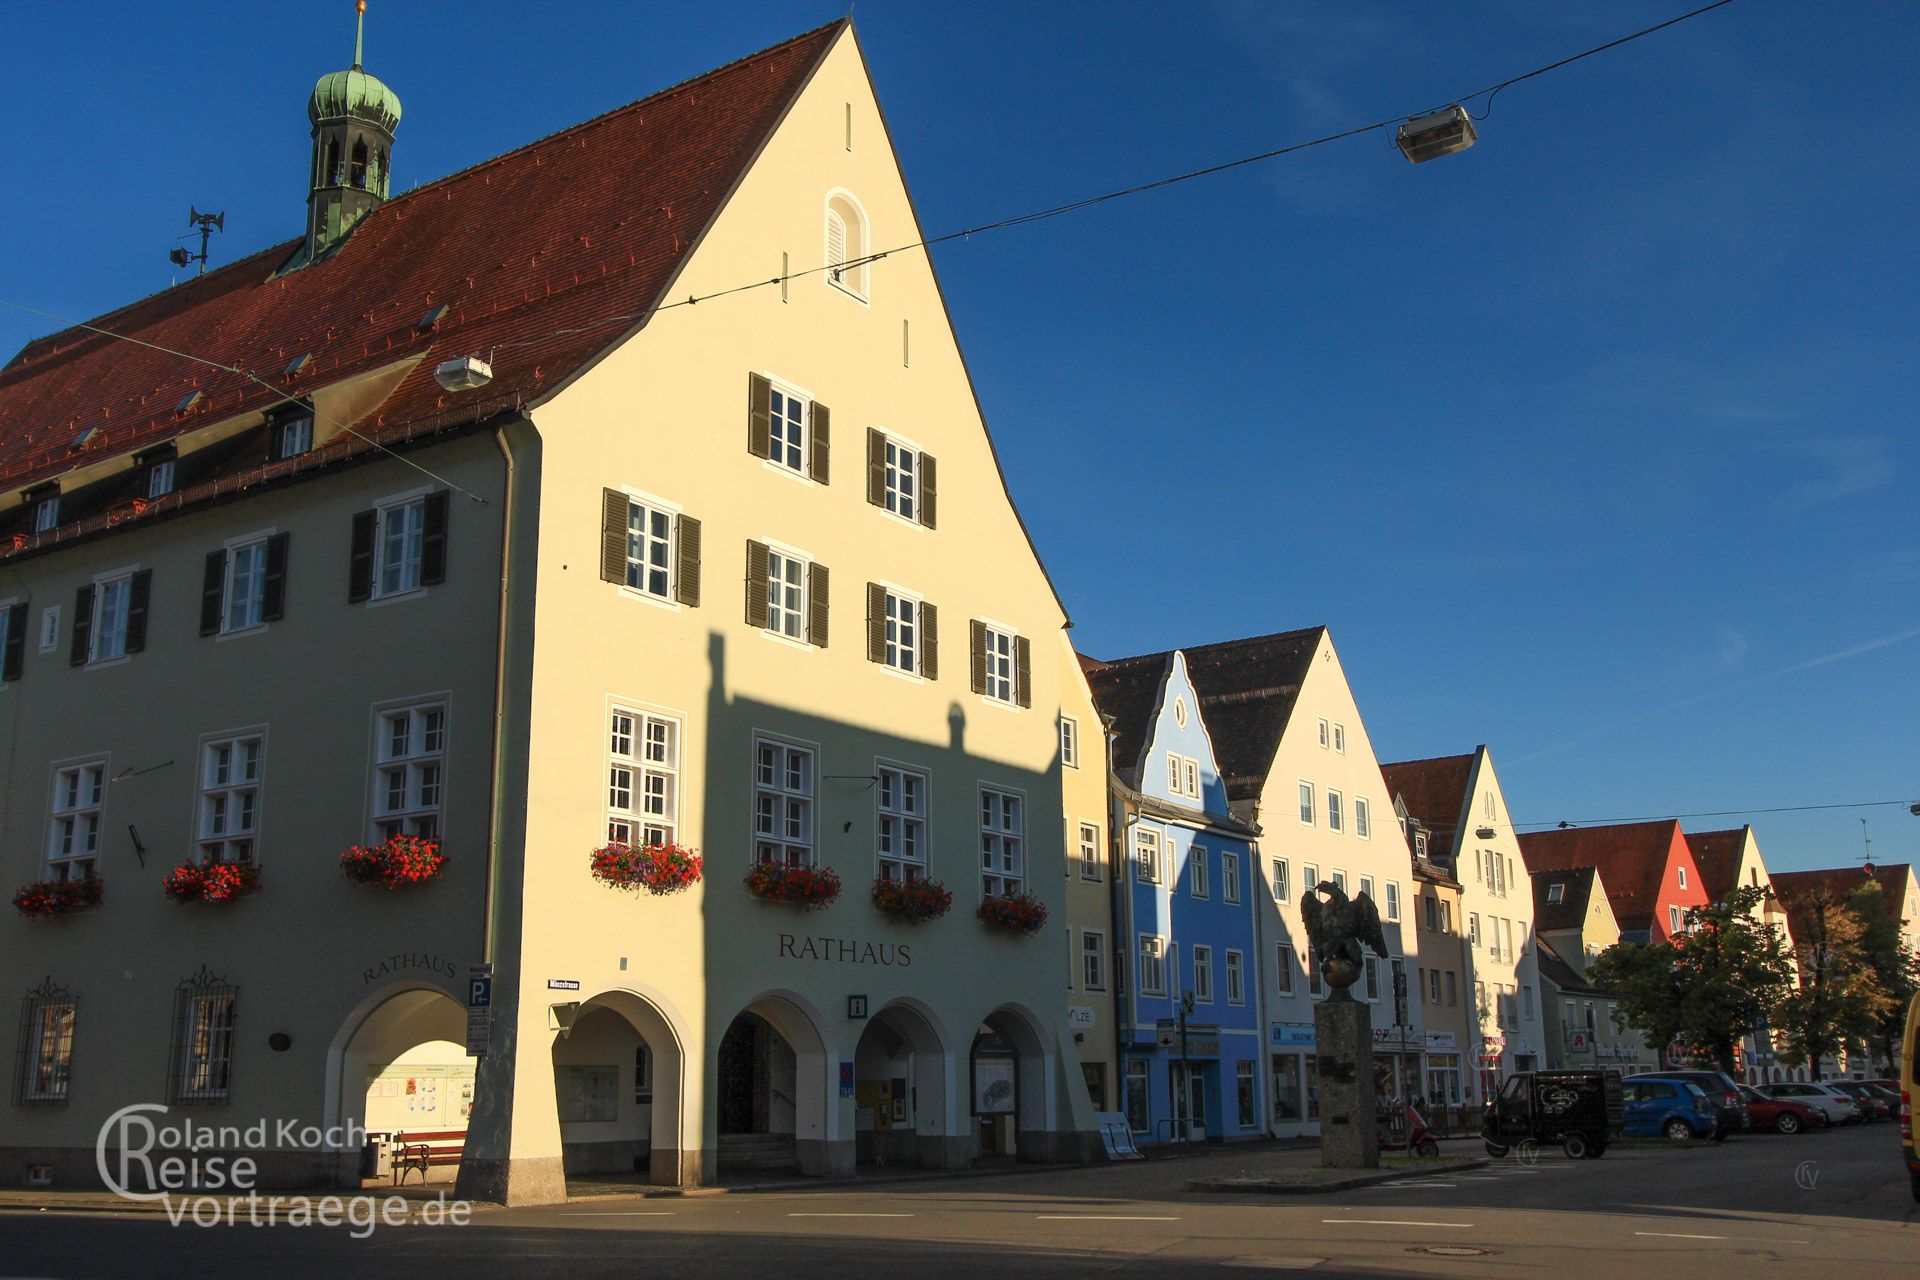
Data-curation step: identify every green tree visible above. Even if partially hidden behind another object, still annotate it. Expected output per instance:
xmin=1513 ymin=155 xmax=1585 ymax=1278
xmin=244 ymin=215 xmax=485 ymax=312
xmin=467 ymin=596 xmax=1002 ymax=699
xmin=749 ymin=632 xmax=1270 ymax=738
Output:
xmin=1775 ymin=886 xmax=1895 ymax=1080
xmin=1589 ymin=886 xmax=1795 ymax=1075
xmin=1847 ymin=878 xmax=1920 ymax=1074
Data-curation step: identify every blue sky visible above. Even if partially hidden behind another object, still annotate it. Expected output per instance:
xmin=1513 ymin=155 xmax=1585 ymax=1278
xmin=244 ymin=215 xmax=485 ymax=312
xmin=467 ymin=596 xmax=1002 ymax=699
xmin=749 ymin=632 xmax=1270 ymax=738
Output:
xmin=5 ymin=2 xmax=1915 ymax=872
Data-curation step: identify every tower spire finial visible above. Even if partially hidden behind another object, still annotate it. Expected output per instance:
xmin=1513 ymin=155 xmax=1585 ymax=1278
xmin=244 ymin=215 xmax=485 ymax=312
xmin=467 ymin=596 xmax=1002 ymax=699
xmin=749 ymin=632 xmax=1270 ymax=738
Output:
xmin=353 ymin=0 xmax=367 ymax=70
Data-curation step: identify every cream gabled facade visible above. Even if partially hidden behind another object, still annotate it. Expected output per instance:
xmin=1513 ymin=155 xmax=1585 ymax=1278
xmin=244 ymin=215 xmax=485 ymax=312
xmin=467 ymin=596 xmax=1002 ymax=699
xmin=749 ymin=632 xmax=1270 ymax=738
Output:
xmin=0 ymin=20 xmax=1096 ymax=1204
xmin=1058 ymin=640 xmax=1117 ymax=1112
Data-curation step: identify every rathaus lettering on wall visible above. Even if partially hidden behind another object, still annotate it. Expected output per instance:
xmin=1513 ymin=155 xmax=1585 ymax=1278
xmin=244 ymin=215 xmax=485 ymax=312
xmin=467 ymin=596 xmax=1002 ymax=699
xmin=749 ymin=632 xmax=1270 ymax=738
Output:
xmin=777 ymin=934 xmax=912 ymax=967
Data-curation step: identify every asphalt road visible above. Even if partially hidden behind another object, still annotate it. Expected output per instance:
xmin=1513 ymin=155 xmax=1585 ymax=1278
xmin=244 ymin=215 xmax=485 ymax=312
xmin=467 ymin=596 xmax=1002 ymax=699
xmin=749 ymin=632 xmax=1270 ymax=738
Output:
xmin=1 ymin=1124 xmax=1913 ymax=1278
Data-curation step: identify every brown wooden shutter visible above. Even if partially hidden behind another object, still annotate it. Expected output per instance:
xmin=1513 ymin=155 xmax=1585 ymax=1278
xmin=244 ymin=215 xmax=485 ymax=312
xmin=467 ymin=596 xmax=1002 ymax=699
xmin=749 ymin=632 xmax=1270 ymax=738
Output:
xmin=600 ymin=488 xmax=628 ymax=585
xmin=70 ymin=586 xmax=92 ymax=666
xmin=866 ymin=582 xmax=886 ymax=664
xmin=969 ymin=618 xmax=987 ymax=694
xmin=261 ymin=532 xmax=291 ymax=623
xmin=866 ymin=429 xmax=886 ymax=507
xmin=1014 ymin=634 xmax=1032 ymax=708
xmin=420 ymin=491 xmax=450 ymax=586
xmin=200 ymin=551 xmax=227 ymax=636
xmin=807 ymin=562 xmax=829 ymax=647
xmin=124 ymin=570 xmax=152 ymax=654
xmin=920 ymin=601 xmax=939 ymax=680
xmin=674 ymin=514 xmax=701 ymax=607
xmin=919 ymin=453 xmax=938 ymax=528
xmin=2 ymin=604 xmax=25 ymax=682
xmin=348 ymin=510 xmax=376 ymax=603
xmin=744 ymin=540 xmax=770 ymax=628
xmin=747 ymin=373 xmax=773 ymax=459
xmin=808 ymin=403 xmax=831 ymax=484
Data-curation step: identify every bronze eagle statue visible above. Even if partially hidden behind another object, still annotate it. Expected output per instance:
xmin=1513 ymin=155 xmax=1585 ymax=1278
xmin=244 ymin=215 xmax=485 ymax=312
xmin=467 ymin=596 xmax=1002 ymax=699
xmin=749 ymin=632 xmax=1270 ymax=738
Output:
xmin=1300 ymin=880 xmax=1390 ymax=997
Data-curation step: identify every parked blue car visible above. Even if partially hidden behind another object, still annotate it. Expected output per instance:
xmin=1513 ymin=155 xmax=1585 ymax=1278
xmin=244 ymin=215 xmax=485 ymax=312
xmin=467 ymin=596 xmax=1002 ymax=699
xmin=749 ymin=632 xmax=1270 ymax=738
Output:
xmin=1621 ymin=1078 xmax=1717 ymax=1140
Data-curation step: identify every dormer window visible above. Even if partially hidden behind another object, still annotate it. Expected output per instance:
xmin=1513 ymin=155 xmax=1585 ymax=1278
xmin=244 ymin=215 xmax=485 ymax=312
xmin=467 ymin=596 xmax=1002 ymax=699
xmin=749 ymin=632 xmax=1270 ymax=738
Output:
xmin=1547 ymin=883 xmax=1565 ymax=905
xmin=272 ymin=411 xmax=315 ymax=461
xmin=24 ymin=485 xmax=58 ymax=533
xmin=139 ymin=447 xmax=177 ymax=499
xmin=1415 ymin=830 xmax=1429 ymax=857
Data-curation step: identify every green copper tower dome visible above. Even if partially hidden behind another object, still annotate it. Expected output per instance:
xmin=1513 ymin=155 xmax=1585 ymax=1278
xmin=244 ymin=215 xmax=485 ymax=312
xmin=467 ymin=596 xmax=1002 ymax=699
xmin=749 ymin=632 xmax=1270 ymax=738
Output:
xmin=303 ymin=1 xmax=401 ymax=263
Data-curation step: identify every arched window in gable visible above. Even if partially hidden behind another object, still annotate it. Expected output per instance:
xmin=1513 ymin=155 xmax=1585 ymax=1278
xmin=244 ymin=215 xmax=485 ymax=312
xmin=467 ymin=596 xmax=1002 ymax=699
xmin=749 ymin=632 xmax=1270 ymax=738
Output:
xmin=825 ymin=191 xmax=869 ymax=301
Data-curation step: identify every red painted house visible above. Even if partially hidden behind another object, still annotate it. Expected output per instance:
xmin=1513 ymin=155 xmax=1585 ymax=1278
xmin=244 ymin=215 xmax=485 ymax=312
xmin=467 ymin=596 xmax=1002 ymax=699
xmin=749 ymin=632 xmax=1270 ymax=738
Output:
xmin=1517 ymin=820 xmax=1710 ymax=944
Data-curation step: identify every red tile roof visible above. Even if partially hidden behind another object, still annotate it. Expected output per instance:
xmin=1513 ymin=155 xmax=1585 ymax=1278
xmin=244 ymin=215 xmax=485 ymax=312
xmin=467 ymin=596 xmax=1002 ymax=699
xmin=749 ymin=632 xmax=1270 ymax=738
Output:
xmin=1517 ymin=819 xmax=1684 ymax=934
xmin=1770 ymin=863 xmax=1910 ymax=924
xmin=1097 ymin=627 xmax=1324 ymax=803
xmin=1082 ymin=652 xmax=1170 ymax=785
xmin=1683 ymin=827 xmax=1751 ymax=901
xmin=0 ymin=21 xmax=845 ymax=502
xmin=1380 ymin=752 xmax=1475 ymax=862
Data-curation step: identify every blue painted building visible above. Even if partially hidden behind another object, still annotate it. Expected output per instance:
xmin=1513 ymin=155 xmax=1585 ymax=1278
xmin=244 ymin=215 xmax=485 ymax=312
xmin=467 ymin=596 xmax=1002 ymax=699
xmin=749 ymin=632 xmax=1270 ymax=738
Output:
xmin=1085 ymin=650 xmax=1264 ymax=1144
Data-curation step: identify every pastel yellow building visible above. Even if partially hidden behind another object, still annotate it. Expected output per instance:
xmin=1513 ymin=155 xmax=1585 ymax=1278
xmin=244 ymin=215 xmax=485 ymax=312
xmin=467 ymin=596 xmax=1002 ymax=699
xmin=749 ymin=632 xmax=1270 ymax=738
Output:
xmin=0 ymin=19 xmax=1097 ymax=1204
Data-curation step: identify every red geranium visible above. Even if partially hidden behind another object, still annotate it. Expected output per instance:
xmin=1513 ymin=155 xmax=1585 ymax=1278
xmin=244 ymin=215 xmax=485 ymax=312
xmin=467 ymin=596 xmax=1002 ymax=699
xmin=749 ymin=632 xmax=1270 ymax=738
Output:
xmin=164 ymin=859 xmax=259 ymax=904
xmin=342 ymin=835 xmax=448 ymax=889
xmin=589 ymin=842 xmax=702 ymax=895
xmin=12 ymin=874 xmax=103 ymax=918
xmin=745 ymin=861 xmax=841 ymax=909
xmin=977 ymin=892 xmax=1049 ymax=935
xmin=871 ymin=875 xmax=953 ymax=924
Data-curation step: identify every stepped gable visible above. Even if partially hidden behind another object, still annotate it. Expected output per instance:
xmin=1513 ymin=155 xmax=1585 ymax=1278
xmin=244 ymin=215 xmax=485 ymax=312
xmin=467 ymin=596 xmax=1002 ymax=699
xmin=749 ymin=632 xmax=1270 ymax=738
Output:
xmin=0 ymin=21 xmax=847 ymax=495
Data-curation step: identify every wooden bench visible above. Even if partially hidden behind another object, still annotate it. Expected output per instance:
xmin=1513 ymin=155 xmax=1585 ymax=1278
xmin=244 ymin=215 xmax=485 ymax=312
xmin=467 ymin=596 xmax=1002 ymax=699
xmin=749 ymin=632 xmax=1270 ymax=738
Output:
xmin=390 ymin=1129 xmax=466 ymax=1185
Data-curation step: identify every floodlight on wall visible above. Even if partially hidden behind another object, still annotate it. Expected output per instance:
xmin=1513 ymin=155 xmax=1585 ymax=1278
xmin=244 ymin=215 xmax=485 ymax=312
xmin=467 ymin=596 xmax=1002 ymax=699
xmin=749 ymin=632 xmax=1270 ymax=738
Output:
xmin=1395 ymin=105 xmax=1477 ymax=164
xmin=434 ymin=355 xmax=493 ymax=392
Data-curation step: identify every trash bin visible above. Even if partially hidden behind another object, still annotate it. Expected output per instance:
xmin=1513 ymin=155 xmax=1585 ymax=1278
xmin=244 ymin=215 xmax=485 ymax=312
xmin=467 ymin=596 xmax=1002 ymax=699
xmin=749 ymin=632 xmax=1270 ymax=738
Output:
xmin=361 ymin=1133 xmax=393 ymax=1181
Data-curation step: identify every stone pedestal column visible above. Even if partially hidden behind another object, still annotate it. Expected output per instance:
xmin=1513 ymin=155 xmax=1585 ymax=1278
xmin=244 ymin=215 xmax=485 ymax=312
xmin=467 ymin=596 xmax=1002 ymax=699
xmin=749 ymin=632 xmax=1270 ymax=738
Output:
xmin=1314 ymin=997 xmax=1378 ymax=1169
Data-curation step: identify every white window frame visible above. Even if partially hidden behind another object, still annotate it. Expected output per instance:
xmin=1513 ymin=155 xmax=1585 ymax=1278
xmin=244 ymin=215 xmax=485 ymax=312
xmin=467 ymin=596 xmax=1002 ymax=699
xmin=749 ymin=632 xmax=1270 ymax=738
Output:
xmin=1181 ymin=756 xmax=1199 ymax=799
xmin=46 ymin=757 xmax=107 ymax=881
xmin=1138 ymin=935 xmax=1166 ymax=997
xmin=1274 ymin=944 xmax=1296 ymax=995
xmin=1678 ymin=866 xmax=1689 ymax=890
xmin=880 ymin=430 xmax=920 ymax=523
xmin=1546 ymin=882 xmax=1566 ymax=904
xmin=1385 ymin=881 xmax=1400 ymax=920
xmin=146 ymin=456 xmax=176 ymax=499
xmin=372 ymin=490 xmax=429 ymax=600
xmin=1303 ymin=863 xmax=1320 ymax=898
xmin=1332 ymin=868 xmax=1348 ymax=896
xmin=88 ymin=567 xmax=136 ymax=664
xmin=1077 ymin=821 xmax=1102 ymax=882
xmin=1271 ymin=857 xmax=1290 ymax=903
xmin=876 ymin=762 xmax=929 ymax=882
xmin=371 ymin=699 xmax=447 ymax=840
xmin=1470 ymin=913 xmax=1482 ymax=949
xmin=764 ymin=543 xmax=810 ymax=643
xmin=1668 ymin=904 xmax=1682 ymax=933
xmin=1060 ymin=716 xmax=1079 ymax=769
xmin=1365 ymin=956 xmax=1381 ymax=1002
xmin=619 ymin=489 xmax=678 ymax=604
xmin=754 ymin=736 xmax=816 ymax=867
xmin=1191 ymin=944 xmax=1214 ymax=1003
xmin=1354 ymin=797 xmax=1371 ymax=840
xmin=221 ymin=531 xmax=271 ymax=635
xmin=1189 ymin=844 xmax=1210 ymax=899
xmin=277 ymin=414 xmax=314 ymax=459
xmin=979 ymin=784 xmax=1025 ymax=897
xmin=765 ymin=379 xmax=813 ymax=477
xmin=1333 ymin=723 xmax=1346 ymax=753
xmin=880 ymin=585 xmax=922 ymax=676
xmin=607 ymin=703 xmax=680 ymax=848
xmin=1317 ymin=718 xmax=1328 ymax=748
xmin=1082 ymin=928 xmax=1107 ymax=991
xmin=1221 ymin=849 xmax=1241 ymax=904
xmin=1226 ymin=949 xmax=1246 ymax=1005
xmin=32 ymin=493 xmax=60 ymax=533
xmin=1134 ymin=826 xmax=1162 ymax=885
xmin=195 ymin=730 xmax=264 ymax=864
xmin=980 ymin=622 xmax=1017 ymax=705
xmin=1298 ymin=781 xmax=1315 ymax=826
xmin=1326 ymin=789 xmax=1343 ymax=834
xmin=1166 ymin=755 xmax=1181 ymax=793
xmin=824 ymin=188 xmax=871 ymax=302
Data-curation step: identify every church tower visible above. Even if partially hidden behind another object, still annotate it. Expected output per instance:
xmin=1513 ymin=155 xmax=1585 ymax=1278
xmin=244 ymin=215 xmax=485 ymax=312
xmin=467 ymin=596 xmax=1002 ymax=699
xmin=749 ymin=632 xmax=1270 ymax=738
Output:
xmin=304 ymin=1 xmax=402 ymax=262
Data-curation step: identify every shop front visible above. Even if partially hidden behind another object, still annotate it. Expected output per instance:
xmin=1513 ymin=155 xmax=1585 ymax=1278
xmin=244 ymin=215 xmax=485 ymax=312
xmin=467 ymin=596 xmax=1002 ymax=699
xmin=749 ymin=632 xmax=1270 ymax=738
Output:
xmin=1269 ymin=1022 xmax=1317 ymax=1135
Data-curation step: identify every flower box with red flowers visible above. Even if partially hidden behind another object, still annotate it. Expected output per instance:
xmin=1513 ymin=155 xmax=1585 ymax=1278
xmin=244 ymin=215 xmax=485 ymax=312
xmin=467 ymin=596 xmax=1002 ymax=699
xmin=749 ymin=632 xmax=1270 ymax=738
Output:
xmin=163 ymin=859 xmax=260 ymax=904
xmin=871 ymin=875 xmax=952 ymax=924
xmin=744 ymin=861 xmax=841 ymax=909
xmin=12 ymin=874 xmax=104 ymax=918
xmin=589 ymin=842 xmax=703 ymax=896
xmin=977 ymin=892 xmax=1049 ymax=935
xmin=341 ymin=835 xmax=448 ymax=889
